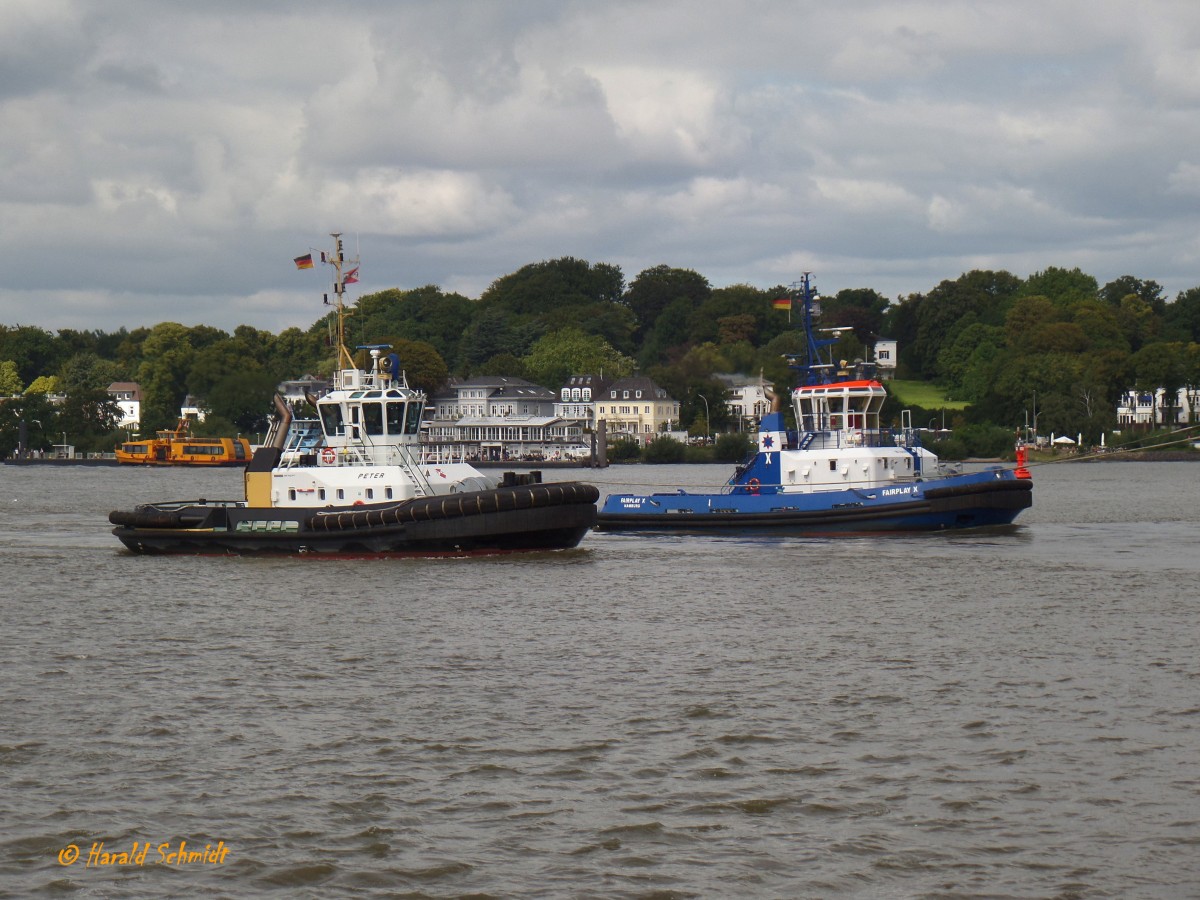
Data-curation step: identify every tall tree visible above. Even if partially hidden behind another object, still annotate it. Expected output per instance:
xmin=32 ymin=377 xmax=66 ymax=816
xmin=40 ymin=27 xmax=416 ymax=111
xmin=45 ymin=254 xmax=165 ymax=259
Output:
xmin=521 ymin=328 xmax=635 ymax=388
xmin=481 ymin=258 xmax=624 ymax=316
xmin=1101 ymin=275 xmax=1165 ymax=315
xmin=623 ymin=265 xmax=711 ymax=339
xmin=136 ymin=323 xmax=196 ymax=431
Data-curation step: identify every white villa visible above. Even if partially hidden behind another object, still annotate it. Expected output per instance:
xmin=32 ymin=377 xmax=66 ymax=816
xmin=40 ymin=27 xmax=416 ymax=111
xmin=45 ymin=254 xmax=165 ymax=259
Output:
xmin=426 ymin=376 xmax=588 ymax=460
xmin=106 ymin=382 xmax=142 ymax=431
xmin=1116 ymin=387 xmax=1198 ymax=427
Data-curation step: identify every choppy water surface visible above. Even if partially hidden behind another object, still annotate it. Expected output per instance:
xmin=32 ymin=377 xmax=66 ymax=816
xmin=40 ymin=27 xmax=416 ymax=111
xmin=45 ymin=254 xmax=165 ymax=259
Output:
xmin=1 ymin=461 xmax=1198 ymax=898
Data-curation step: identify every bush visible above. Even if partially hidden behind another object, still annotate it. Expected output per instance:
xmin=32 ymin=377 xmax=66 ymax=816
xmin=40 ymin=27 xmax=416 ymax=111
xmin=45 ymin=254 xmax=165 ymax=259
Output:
xmin=606 ymin=437 xmax=642 ymax=463
xmin=927 ymin=424 xmax=1015 ymax=459
xmin=641 ymin=435 xmax=687 ymax=463
xmin=714 ymin=432 xmax=753 ymax=462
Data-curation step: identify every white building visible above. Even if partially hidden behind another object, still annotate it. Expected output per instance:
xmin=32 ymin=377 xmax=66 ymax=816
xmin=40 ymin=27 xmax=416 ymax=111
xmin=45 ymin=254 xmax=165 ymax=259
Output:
xmin=106 ymin=382 xmax=141 ymax=430
xmin=555 ymin=374 xmax=611 ymax=429
xmin=873 ymin=338 xmax=898 ymax=379
xmin=1116 ymin=388 xmax=1197 ymax=427
xmin=427 ymin=376 xmax=586 ymax=460
xmin=717 ymin=375 xmax=771 ymax=431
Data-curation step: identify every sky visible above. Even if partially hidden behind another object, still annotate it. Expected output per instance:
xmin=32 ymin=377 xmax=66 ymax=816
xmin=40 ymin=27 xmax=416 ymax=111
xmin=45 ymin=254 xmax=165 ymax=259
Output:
xmin=4 ymin=0 xmax=1200 ymax=335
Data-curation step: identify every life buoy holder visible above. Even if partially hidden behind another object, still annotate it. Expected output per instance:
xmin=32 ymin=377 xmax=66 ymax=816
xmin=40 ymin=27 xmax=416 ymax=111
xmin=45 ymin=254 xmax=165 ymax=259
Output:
xmin=321 ymin=447 xmax=336 ymax=464
xmin=747 ymin=477 xmax=761 ymax=494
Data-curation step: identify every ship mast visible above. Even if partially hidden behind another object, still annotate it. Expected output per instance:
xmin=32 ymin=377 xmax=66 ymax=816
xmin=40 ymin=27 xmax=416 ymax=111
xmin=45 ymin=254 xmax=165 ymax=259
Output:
xmin=326 ymin=232 xmax=359 ymax=374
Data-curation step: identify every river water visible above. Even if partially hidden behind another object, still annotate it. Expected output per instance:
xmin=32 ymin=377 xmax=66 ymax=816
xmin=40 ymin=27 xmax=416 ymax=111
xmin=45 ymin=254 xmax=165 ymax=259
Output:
xmin=1 ymin=460 xmax=1197 ymax=898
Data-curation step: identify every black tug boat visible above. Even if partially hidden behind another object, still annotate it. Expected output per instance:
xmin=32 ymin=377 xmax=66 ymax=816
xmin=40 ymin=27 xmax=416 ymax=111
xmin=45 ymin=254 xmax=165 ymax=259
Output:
xmin=109 ymin=235 xmax=598 ymax=555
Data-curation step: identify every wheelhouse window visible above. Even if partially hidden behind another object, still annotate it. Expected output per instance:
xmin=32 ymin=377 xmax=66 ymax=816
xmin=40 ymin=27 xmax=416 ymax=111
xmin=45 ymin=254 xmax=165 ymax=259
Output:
xmin=405 ymin=402 xmax=423 ymax=434
xmin=319 ymin=403 xmax=343 ymax=437
xmin=363 ymin=402 xmax=384 ymax=436
xmin=386 ymin=401 xmax=405 ymax=435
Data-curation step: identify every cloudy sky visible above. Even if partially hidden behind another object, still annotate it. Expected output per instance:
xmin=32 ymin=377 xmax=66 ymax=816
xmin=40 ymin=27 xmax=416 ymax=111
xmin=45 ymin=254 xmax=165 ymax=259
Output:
xmin=4 ymin=0 xmax=1200 ymax=334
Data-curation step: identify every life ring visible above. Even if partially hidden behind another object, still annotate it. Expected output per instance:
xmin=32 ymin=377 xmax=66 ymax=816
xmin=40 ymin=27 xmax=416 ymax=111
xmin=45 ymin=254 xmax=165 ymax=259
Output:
xmin=321 ymin=447 xmax=336 ymax=464
xmin=747 ymin=477 xmax=761 ymax=494
xmin=353 ymin=500 xmax=364 ymax=506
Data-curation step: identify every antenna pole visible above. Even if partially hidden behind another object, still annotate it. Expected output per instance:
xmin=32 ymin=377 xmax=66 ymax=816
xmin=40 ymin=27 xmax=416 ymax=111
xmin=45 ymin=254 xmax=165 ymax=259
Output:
xmin=328 ymin=232 xmax=359 ymax=373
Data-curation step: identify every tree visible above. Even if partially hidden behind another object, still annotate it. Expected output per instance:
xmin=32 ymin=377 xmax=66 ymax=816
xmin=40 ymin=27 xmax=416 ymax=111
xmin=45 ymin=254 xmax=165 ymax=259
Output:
xmin=1118 ymin=294 xmax=1162 ymax=353
xmin=1164 ymin=287 xmax=1200 ymax=343
xmin=205 ymin=370 xmax=280 ymax=434
xmin=822 ymin=287 xmax=891 ymax=344
xmin=24 ymin=375 xmax=61 ymax=395
xmin=936 ymin=323 xmax=1004 ymax=396
xmin=475 ymin=353 xmax=530 ymax=380
xmin=355 ymin=338 xmax=450 ymax=397
xmin=1005 ymin=295 xmax=1058 ymax=349
xmin=136 ymin=323 xmax=196 ymax=430
xmin=56 ymin=387 xmax=123 ymax=453
xmin=0 ymin=360 xmax=23 ymax=395
xmin=1072 ymin=301 xmax=1129 ymax=353
xmin=0 ymin=393 xmax=58 ymax=456
xmin=0 ymin=325 xmax=64 ymax=385
xmin=352 ymin=286 xmax=478 ymax=369
xmin=623 ymin=265 xmax=711 ymax=338
xmin=456 ymin=307 xmax=534 ymax=372
xmin=688 ymin=283 xmax=776 ymax=346
xmin=1131 ymin=342 xmax=1188 ymax=425
xmin=521 ymin=328 xmax=635 ymax=388
xmin=716 ymin=313 xmax=757 ymax=345
xmin=1101 ymin=275 xmax=1165 ymax=314
xmin=1021 ymin=267 xmax=1099 ymax=310
xmin=271 ymin=327 xmax=326 ymax=380
xmin=481 ymin=258 xmax=624 ymax=316
xmin=58 ymin=352 xmax=124 ymax=394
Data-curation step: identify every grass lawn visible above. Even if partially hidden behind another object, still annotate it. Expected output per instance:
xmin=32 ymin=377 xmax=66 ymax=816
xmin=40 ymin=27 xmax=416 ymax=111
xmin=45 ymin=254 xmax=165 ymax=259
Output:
xmin=888 ymin=380 xmax=969 ymax=410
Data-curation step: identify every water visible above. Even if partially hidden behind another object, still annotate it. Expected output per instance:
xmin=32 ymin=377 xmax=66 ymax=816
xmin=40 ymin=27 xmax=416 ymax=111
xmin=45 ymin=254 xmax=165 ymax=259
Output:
xmin=1 ymin=461 xmax=1198 ymax=898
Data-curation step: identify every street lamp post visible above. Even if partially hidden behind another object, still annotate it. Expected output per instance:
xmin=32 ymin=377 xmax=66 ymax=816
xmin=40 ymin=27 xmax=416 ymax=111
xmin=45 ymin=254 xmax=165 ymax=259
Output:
xmin=697 ymin=393 xmax=711 ymax=444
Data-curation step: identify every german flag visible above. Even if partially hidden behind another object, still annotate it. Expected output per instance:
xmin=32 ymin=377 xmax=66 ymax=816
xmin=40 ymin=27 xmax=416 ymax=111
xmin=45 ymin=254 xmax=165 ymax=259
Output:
xmin=294 ymin=254 xmax=314 ymax=270
xmin=772 ymin=295 xmax=792 ymax=310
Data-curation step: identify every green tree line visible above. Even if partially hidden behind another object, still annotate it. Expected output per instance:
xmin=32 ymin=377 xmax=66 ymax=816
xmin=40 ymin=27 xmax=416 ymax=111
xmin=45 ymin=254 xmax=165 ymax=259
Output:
xmin=4 ymin=258 xmax=1200 ymax=456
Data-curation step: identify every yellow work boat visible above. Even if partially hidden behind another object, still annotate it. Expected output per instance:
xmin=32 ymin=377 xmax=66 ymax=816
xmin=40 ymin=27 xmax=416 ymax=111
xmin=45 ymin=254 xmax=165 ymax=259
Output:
xmin=115 ymin=419 xmax=251 ymax=467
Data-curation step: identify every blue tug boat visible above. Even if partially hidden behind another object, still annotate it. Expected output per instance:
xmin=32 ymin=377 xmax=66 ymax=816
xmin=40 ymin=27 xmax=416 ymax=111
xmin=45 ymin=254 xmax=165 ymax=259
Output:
xmin=595 ymin=274 xmax=1032 ymax=535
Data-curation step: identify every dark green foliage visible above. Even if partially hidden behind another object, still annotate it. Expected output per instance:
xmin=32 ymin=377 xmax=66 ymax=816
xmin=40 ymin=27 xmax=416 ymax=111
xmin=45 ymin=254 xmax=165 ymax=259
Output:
xmin=926 ymin=424 xmax=1017 ymax=460
xmin=714 ymin=432 xmax=753 ymax=462
xmin=606 ymin=437 xmax=642 ymax=462
xmin=641 ymin=435 xmax=687 ymax=463
xmin=624 ymin=265 xmax=711 ymax=340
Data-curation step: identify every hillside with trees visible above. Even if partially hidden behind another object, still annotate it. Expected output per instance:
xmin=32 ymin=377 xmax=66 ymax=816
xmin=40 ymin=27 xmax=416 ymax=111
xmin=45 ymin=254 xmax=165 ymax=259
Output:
xmin=3 ymin=258 xmax=1200 ymax=457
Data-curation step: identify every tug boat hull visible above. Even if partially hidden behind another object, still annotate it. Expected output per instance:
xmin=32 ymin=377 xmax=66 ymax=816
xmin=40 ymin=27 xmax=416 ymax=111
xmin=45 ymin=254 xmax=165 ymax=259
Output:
xmin=596 ymin=470 xmax=1030 ymax=535
xmin=111 ymin=482 xmax=599 ymax=555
